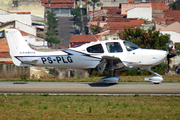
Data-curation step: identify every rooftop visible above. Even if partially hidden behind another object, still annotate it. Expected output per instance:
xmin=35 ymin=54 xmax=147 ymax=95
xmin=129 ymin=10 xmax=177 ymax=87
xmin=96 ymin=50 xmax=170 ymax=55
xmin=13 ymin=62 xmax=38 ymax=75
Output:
xmin=101 ymin=7 xmax=121 ymax=15
xmin=0 ymin=39 xmax=10 ymax=59
xmin=151 ymin=2 xmax=169 ymax=10
xmin=41 ymin=0 xmax=74 ymax=8
xmin=40 ymin=0 xmax=74 ymax=4
xmin=164 ymin=10 xmax=180 ymax=24
xmin=70 ymin=35 xmax=101 ymax=42
xmin=156 ymin=21 xmax=180 ymax=34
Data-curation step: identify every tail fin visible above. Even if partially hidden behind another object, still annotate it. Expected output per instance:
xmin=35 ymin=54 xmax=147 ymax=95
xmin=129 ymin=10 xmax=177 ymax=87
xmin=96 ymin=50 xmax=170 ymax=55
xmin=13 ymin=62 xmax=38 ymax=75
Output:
xmin=5 ymin=29 xmax=35 ymax=66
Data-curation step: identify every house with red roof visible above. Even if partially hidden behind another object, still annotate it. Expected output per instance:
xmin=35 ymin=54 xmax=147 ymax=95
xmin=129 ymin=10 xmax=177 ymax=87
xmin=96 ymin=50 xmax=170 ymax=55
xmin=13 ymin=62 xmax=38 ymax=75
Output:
xmin=163 ymin=10 xmax=180 ymax=24
xmin=86 ymin=2 xmax=145 ymax=41
xmin=0 ymin=38 xmax=13 ymax=64
xmin=0 ymin=39 xmax=10 ymax=58
xmin=69 ymin=35 xmax=101 ymax=47
xmin=0 ymin=38 xmax=31 ymax=78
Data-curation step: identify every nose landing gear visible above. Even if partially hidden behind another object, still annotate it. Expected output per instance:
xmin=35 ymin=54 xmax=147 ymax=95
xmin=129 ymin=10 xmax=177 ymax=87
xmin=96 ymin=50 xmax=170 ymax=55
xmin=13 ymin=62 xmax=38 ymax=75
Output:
xmin=145 ymin=68 xmax=163 ymax=84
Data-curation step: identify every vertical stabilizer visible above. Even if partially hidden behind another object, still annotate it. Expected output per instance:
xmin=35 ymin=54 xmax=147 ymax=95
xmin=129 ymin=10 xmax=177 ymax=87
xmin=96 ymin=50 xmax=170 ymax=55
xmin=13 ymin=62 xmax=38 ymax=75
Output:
xmin=5 ymin=29 xmax=35 ymax=66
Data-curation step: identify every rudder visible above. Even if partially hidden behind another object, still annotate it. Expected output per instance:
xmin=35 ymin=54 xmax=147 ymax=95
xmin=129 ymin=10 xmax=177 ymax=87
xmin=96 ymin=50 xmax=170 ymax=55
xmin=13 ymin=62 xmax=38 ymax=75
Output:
xmin=5 ymin=29 xmax=35 ymax=66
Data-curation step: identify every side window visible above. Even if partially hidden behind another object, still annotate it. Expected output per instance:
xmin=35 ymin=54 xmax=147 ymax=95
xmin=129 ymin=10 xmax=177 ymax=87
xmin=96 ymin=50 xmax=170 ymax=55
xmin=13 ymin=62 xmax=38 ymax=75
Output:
xmin=106 ymin=42 xmax=123 ymax=53
xmin=87 ymin=44 xmax=104 ymax=53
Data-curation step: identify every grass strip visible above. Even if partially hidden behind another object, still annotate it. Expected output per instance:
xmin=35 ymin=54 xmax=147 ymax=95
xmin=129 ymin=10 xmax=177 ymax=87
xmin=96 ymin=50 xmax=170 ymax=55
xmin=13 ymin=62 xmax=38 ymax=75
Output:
xmin=0 ymin=94 xmax=179 ymax=119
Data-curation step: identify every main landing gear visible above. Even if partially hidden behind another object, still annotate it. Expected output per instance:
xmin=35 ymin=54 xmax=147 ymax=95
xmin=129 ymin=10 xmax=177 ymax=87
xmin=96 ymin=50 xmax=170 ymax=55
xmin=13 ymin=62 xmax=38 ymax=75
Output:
xmin=98 ymin=59 xmax=120 ymax=84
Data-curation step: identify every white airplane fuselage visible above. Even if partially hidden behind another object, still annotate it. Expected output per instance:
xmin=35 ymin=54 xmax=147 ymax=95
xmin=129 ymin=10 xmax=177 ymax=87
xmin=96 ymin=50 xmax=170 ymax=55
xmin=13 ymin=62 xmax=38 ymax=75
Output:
xmin=5 ymin=29 xmax=169 ymax=83
xmin=16 ymin=40 xmax=167 ymax=70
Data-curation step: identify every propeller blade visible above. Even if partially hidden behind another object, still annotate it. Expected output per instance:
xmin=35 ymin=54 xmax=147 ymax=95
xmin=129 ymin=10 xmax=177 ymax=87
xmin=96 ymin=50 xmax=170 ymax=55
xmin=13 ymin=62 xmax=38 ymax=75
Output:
xmin=167 ymin=52 xmax=176 ymax=59
xmin=167 ymin=57 xmax=170 ymax=73
xmin=166 ymin=41 xmax=176 ymax=74
xmin=166 ymin=52 xmax=176 ymax=74
xmin=167 ymin=41 xmax=170 ymax=52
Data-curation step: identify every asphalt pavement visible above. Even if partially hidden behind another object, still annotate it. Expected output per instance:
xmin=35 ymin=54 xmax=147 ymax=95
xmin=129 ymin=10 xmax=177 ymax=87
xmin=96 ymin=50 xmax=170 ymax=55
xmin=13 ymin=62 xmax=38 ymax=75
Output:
xmin=56 ymin=17 xmax=75 ymax=48
xmin=0 ymin=82 xmax=180 ymax=95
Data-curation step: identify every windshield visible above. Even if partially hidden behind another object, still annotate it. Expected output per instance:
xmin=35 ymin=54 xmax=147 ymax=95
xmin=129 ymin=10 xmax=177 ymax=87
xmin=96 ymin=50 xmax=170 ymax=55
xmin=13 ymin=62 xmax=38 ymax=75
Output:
xmin=123 ymin=41 xmax=140 ymax=51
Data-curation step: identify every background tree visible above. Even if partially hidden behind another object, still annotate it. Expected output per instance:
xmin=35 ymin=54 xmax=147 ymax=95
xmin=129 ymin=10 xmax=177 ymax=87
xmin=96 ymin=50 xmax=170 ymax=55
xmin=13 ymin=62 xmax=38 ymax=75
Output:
xmin=46 ymin=10 xmax=58 ymax=33
xmin=119 ymin=27 xmax=171 ymax=50
xmin=71 ymin=7 xmax=88 ymax=34
xmin=71 ymin=7 xmax=86 ymax=16
xmin=119 ymin=27 xmax=172 ymax=75
xmin=87 ymin=0 xmax=103 ymax=21
xmin=74 ymin=16 xmax=88 ymax=31
xmin=90 ymin=24 xmax=101 ymax=34
xmin=45 ymin=10 xmax=60 ymax=47
xmin=46 ymin=36 xmax=60 ymax=47
xmin=169 ymin=0 xmax=180 ymax=10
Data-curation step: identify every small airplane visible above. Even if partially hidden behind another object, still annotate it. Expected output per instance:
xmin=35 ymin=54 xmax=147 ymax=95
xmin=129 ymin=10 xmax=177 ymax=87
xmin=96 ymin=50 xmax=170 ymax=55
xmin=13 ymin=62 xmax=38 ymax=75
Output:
xmin=5 ymin=29 xmax=176 ymax=84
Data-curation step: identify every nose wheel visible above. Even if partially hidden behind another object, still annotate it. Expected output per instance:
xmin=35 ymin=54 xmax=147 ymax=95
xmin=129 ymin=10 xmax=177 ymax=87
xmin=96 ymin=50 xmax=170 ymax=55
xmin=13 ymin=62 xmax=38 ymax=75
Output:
xmin=145 ymin=68 xmax=163 ymax=84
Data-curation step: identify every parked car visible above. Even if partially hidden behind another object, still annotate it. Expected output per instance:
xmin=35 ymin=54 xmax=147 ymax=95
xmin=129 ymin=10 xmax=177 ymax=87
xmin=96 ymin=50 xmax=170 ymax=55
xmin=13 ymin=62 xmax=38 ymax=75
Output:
xmin=55 ymin=17 xmax=58 ymax=21
xmin=74 ymin=29 xmax=81 ymax=35
xmin=55 ymin=30 xmax=58 ymax=35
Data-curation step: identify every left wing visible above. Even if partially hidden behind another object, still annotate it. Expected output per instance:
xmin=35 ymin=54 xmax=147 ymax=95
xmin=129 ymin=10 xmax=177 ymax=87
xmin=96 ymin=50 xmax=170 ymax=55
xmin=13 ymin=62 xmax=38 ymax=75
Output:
xmin=97 ymin=55 xmax=126 ymax=73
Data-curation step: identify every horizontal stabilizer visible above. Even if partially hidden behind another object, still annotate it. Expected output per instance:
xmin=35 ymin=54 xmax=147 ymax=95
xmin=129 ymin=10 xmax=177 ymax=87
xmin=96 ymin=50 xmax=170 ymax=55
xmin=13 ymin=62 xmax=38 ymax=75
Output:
xmin=22 ymin=59 xmax=38 ymax=65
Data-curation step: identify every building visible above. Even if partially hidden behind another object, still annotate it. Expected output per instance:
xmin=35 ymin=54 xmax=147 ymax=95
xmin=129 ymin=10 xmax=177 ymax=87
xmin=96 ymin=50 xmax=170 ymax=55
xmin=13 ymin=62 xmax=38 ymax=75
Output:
xmin=69 ymin=35 xmax=101 ymax=47
xmin=127 ymin=7 xmax=152 ymax=21
xmin=41 ymin=0 xmax=75 ymax=16
xmin=0 ymin=21 xmax=47 ymax=49
xmin=155 ymin=21 xmax=180 ymax=67
xmin=0 ymin=9 xmax=32 ymax=25
xmin=0 ymin=0 xmax=44 ymax=17
xmin=156 ymin=21 xmax=180 ymax=49
xmin=121 ymin=2 xmax=152 ymax=14
xmin=87 ymin=0 xmax=128 ymax=12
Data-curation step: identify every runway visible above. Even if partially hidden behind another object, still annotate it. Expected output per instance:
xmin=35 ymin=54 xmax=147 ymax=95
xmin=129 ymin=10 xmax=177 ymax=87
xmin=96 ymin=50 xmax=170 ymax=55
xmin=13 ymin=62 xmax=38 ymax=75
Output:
xmin=0 ymin=82 xmax=180 ymax=95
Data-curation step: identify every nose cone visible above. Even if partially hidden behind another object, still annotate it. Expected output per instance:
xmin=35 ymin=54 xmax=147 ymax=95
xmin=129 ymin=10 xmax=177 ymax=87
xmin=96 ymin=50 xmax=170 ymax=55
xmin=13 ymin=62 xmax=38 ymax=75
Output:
xmin=143 ymin=49 xmax=167 ymax=65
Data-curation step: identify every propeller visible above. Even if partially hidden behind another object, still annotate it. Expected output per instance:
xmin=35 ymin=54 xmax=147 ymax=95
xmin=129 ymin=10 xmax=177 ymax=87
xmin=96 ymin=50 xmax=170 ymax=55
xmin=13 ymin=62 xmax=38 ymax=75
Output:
xmin=166 ymin=42 xmax=176 ymax=73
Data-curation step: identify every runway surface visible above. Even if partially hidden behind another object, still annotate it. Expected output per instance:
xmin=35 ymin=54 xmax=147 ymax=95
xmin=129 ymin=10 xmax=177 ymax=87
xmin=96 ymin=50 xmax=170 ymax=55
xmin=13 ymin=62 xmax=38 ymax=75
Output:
xmin=0 ymin=82 xmax=180 ymax=95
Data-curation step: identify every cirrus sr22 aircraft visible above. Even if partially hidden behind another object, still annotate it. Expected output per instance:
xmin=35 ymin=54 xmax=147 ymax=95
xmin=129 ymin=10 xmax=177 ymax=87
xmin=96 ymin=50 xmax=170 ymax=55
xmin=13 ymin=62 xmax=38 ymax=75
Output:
xmin=5 ymin=29 xmax=175 ymax=84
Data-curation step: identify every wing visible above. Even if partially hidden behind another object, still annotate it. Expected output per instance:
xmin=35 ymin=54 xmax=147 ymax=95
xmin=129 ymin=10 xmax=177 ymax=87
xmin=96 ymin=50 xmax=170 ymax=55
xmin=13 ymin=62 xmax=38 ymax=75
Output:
xmin=96 ymin=55 xmax=126 ymax=73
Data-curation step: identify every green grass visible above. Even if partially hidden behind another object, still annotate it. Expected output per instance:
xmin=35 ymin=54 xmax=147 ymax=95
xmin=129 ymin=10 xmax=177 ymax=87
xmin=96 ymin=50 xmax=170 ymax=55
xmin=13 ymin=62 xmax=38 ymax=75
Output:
xmin=0 ymin=95 xmax=179 ymax=119
xmin=0 ymin=75 xmax=180 ymax=82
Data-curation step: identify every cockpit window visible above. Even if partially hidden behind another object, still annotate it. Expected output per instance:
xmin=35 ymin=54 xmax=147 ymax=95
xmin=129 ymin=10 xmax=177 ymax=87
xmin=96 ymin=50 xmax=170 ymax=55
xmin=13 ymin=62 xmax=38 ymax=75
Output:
xmin=123 ymin=41 xmax=140 ymax=51
xmin=87 ymin=44 xmax=104 ymax=53
xmin=106 ymin=42 xmax=123 ymax=53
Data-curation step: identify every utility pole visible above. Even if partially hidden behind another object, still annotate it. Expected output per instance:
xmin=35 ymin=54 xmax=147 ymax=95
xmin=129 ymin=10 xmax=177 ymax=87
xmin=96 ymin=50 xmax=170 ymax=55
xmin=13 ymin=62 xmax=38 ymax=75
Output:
xmin=43 ymin=7 xmax=46 ymax=46
xmin=79 ymin=0 xmax=84 ymax=35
